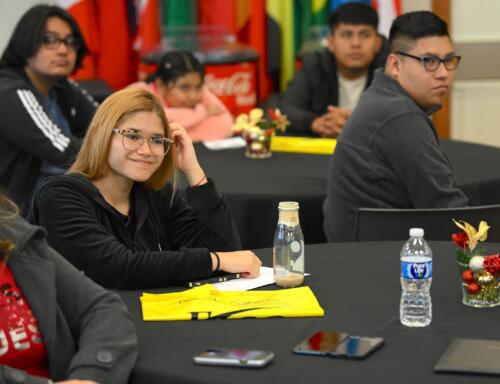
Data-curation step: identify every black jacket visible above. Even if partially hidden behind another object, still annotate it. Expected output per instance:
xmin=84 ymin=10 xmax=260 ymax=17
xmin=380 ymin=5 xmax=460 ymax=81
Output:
xmin=0 ymin=67 xmax=97 ymax=215
xmin=280 ymin=47 xmax=388 ymax=135
xmin=31 ymin=173 xmax=241 ymax=289
xmin=0 ymin=216 xmax=137 ymax=384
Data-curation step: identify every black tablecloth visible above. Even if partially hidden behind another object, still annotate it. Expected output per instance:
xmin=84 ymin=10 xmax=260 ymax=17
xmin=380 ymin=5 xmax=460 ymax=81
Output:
xmin=120 ymin=241 xmax=500 ymax=384
xmin=186 ymin=140 xmax=500 ymax=249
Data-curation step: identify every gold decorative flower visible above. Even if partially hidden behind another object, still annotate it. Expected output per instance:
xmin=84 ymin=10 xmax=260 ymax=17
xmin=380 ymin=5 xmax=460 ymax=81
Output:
xmin=452 ymin=219 xmax=490 ymax=251
xmin=232 ymin=108 xmax=289 ymax=135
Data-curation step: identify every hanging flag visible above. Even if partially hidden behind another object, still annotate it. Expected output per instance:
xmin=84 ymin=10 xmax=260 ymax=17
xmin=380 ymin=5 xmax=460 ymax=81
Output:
xmin=266 ymin=0 xmax=295 ymax=92
xmin=237 ymin=0 xmax=272 ymax=101
xmin=57 ymin=0 xmax=99 ymax=80
xmin=134 ymin=0 xmax=162 ymax=55
xmin=162 ymin=0 xmax=197 ymax=27
xmin=295 ymin=0 xmax=330 ymax=56
xmin=96 ymin=0 xmax=136 ymax=89
xmin=311 ymin=0 xmax=329 ymax=24
xmin=198 ymin=0 xmax=237 ymax=34
xmin=329 ymin=0 xmax=371 ymax=10
xmin=372 ymin=0 xmax=401 ymax=37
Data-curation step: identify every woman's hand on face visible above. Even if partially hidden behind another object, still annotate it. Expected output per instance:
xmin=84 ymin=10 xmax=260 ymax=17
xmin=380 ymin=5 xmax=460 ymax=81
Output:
xmin=214 ymin=251 xmax=262 ymax=278
xmin=169 ymin=122 xmax=205 ymax=185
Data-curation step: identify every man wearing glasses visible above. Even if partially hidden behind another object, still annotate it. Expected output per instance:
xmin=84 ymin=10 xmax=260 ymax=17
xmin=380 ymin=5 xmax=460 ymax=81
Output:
xmin=323 ymin=11 xmax=468 ymax=242
xmin=0 ymin=5 xmax=97 ymax=216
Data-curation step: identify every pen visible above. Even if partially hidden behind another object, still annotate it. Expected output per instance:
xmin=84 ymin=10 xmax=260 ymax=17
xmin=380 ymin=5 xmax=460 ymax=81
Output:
xmin=186 ymin=273 xmax=241 ymax=288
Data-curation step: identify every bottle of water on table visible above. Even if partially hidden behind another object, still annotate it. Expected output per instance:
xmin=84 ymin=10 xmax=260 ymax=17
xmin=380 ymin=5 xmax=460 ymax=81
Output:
xmin=400 ymin=228 xmax=432 ymax=327
xmin=273 ymin=201 xmax=304 ymax=288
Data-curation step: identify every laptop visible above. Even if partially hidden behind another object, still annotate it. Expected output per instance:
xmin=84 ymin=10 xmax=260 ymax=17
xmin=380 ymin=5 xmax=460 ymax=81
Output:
xmin=435 ymin=338 xmax=500 ymax=375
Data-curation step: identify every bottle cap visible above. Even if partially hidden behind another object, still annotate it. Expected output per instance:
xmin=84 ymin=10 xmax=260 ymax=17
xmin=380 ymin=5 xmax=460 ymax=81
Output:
xmin=278 ymin=201 xmax=299 ymax=211
xmin=409 ymin=228 xmax=424 ymax=237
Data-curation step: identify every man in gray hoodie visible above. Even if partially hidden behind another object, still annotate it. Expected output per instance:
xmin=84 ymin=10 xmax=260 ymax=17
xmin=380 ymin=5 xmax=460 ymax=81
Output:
xmin=323 ymin=11 xmax=468 ymax=242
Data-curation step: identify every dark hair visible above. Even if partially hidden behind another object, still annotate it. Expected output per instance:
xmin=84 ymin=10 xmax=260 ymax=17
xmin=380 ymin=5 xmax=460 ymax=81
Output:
xmin=328 ymin=3 xmax=379 ymax=33
xmin=0 ymin=4 xmax=87 ymax=70
xmin=389 ymin=11 xmax=449 ymax=52
xmin=149 ymin=50 xmax=204 ymax=85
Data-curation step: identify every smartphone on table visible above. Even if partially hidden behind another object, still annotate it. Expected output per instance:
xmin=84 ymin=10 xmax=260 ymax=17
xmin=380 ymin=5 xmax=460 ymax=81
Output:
xmin=293 ymin=331 xmax=384 ymax=359
xmin=293 ymin=331 xmax=349 ymax=356
xmin=193 ymin=348 xmax=274 ymax=368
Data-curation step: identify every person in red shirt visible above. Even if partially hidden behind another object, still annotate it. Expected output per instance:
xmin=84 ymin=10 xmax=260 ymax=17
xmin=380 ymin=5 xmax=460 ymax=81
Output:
xmin=0 ymin=195 xmax=137 ymax=384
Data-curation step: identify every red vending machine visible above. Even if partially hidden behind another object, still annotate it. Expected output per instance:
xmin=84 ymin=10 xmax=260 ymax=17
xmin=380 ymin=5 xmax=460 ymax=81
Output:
xmin=142 ymin=26 xmax=258 ymax=116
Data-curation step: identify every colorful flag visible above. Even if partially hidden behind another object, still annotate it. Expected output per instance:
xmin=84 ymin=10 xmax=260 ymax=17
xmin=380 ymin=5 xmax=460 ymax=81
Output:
xmin=134 ymin=0 xmax=162 ymax=55
xmin=266 ymin=0 xmax=295 ymax=92
xmin=96 ymin=0 xmax=136 ymax=89
xmin=162 ymin=0 xmax=197 ymax=26
xmin=236 ymin=0 xmax=272 ymax=101
xmin=198 ymin=0 xmax=237 ymax=34
xmin=329 ymin=0 xmax=371 ymax=10
xmin=372 ymin=0 xmax=401 ymax=38
xmin=57 ymin=0 xmax=99 ymax=80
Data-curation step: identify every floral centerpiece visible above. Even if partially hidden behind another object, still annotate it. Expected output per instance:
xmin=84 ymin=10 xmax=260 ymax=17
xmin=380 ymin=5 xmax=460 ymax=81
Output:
xmin=233 ymin=108 xmax=289 ymax=159
xmin=452 ymin=219 xmax=500 ymax=307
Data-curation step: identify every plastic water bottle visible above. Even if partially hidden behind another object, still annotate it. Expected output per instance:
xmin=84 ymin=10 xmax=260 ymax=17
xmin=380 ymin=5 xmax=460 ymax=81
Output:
xmin=400 ymin=228 xmax=433 ymax=327
xmin=273 ymin=201 xmax=304 ymax=288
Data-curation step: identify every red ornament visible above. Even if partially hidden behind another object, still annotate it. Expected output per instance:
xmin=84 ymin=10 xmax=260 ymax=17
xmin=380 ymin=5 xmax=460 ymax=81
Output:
xmin=467 ymin=282 xmax=481 ymax=295
xmin=461 ymin=269 xmax=475 ymax=284
xmin=452 ymin=232 xmax=468 ymax=249
xmin=483 ymin=254 xmax=500 ymax=275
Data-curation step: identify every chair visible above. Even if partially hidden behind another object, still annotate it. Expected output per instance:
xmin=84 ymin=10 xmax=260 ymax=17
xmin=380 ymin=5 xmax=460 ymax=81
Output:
xmin=354 ymin=205 xmax=500 ymax=242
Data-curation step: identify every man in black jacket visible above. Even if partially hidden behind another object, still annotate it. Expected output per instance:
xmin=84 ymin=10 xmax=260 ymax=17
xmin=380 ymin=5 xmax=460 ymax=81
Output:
xmin=280 ymin=3 xmax=386 ymax=137
xmin=0 ymin=5 xmax=97 ymax=215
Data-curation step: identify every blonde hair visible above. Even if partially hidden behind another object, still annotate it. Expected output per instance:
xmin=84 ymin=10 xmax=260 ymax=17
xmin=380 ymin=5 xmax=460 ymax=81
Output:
xmin=70 ymin=88 xmax=176 ymax=190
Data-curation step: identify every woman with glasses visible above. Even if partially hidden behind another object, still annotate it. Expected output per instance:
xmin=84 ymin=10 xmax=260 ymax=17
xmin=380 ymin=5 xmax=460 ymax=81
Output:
xmin=31 ymin=88 xmax=261 ymax=289
xmin=0 ymin=194 xmax=137 ymax=383
xmin=129 ymin=50 xmax=233 ymax=142
xmin=0 ymin=5 xmax=97 ymax=216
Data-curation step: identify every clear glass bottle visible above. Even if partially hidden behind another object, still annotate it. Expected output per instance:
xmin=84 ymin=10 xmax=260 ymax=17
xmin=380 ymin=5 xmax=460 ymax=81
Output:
xmin=273 ymin=201 xmax=304 ymax=287
xmin=400 ymin=228 xmax=433 ymax=327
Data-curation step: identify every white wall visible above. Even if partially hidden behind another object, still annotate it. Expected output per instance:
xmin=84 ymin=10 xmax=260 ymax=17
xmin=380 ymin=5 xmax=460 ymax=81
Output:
xmin=402 ymin=0 xmax=431 ymax=13
xmin=452 ymin=0 xmax=500 ymax=43
xmin=451 ymin=0 xmax=500 ymax=147
xmin=0 ymin=0 xmax=56 ymax=54
xmin=403 ymin=0 xmax=500 ymax=148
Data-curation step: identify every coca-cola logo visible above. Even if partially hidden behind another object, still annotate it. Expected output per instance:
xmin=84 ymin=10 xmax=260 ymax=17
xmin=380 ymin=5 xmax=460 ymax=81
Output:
xmin=205 ymin=71 xmax=253 ymax=96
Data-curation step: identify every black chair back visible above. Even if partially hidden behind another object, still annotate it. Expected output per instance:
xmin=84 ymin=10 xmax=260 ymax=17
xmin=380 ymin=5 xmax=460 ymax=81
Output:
xmin=354 ymin=205 xmax=500 ymax=242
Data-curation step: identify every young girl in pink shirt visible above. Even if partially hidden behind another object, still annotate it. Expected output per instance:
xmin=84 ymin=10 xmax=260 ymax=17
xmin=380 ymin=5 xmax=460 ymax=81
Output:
xmin=130 ymin=50 xmax=233 ymax=142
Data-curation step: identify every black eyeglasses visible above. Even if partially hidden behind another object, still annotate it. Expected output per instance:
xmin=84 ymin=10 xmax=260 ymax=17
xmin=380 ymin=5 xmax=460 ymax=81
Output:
xmin=112 ymin=129 xmax=174 ymax=156
xmin=395 ymin=51 xmax=461 ymax=72
xmin=42 ymin=34 xmax=81 ymax=51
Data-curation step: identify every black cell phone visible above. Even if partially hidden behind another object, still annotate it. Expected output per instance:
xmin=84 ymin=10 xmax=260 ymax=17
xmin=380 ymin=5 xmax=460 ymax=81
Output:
xmin=293 ymin=332 xmax=384 ymax=359
xmin=193 ymin=348 xmax=274 ymax=368
xmin=292 ymin=331 xmax=350 ymax=356
xmin=328 ymin=336 xmax=384 ymax=360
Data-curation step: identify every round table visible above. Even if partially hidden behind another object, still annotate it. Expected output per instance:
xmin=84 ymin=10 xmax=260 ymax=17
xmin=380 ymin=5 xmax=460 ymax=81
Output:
xmin=120 ymin=240 xmax=500 ymax=384
xmin=185 ymin=140 xmax=500 ymax=249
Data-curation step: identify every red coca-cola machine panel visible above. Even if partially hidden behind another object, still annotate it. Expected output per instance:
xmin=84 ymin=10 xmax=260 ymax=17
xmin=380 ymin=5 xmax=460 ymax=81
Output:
xmin=204 ymin=61 xmax=257 ymax=116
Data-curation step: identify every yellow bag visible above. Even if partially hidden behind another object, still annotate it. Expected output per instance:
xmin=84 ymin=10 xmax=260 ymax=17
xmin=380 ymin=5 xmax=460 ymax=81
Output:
xmin=141 ymin=284 xmax=324 ymax=321
xmin=271 ymin=136 xmax=337 ymax=155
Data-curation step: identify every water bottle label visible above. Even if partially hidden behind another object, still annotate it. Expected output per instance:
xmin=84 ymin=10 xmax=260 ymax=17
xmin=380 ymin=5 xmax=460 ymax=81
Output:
xmin=401 ymin=261 xmax=432 ymax=279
